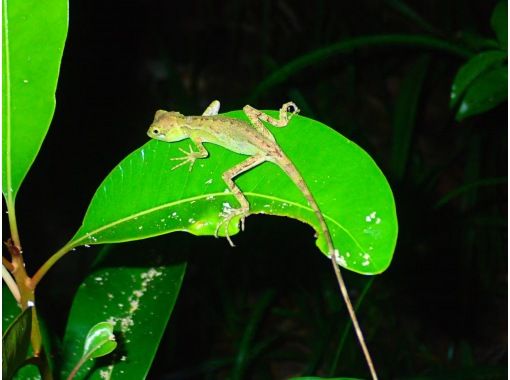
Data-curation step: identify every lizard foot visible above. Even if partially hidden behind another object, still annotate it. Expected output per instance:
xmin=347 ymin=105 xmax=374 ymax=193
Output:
xmin=282 ymin=101 xmax=300 ymax=117
xmin=214 ymin=208 xmax=248 ymax=247
xmin=170 ymin=144 xmax=199 ymax=171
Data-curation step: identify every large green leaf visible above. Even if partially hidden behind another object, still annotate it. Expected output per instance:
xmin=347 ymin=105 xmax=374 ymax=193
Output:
xmin=491 ymin=1 xmax=508 ymax=48
xmin=2 ymin=0 xmax=68 ymax=200
xmin=2 ymin=307 xmax=32 ymax=379
xmin=60 ymin=243 xmax=186 ymax=379
xmin=68 ymin=111 xmax=397 ymax=275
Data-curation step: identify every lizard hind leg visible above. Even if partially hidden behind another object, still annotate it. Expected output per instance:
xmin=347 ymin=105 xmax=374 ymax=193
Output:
xmin=243 ymin=101 xmax=300 ymax=135
xmin=215 ymin=155 xmax=267 ymax=246
xmin=202 ymin=100 xmax=221 ymax=116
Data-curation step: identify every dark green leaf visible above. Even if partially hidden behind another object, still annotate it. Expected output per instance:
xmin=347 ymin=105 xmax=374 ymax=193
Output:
xmin=2 ymin=0 xmax=68 ymax=201
xmin=69 ymin=111 xmax=397 ymax=275
xmin=434 ymin=177 xmax=507 ymax=208
xmin=289 ymin=377 xmax=362 ymax=380
xmin=491 ymin=1 xmax=508 ymax=48
xmin=456 ymin=66 xmax=508 ymax=121
xmin=249 ymin=35 xmax=471 ymax=100
xmin=2 ymin=286 xmax=50 ymax=379
xmin=391 ymin=55 xmax=430 ymax=180
xmin=2 ymin=284 xmax=21 ymax=332
xmin=60 ymin=243 xmax=186 ymax=379
xmin=450 ymin=50 xmax=507 ymax=108
xmin=2 ymin=307 xmax=32 ymax=379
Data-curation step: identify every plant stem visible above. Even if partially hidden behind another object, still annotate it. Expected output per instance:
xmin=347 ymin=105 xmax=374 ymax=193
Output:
xmin=4 ymin=239 xmax=43 ymax=355
xmin=31 ymin=242 xmax=77 ymax=287
xmin=67 ymin=351 xmax=94 ymax=380
xmin=3 ymin=255 xmax=14 ymax=271
xmin=4 ymin=239 xmax=30 ymax=300
xmin=2 ymin=264 xmax=21 ymax=303
xmin=6 ymin=201 xmax=21 ymax=249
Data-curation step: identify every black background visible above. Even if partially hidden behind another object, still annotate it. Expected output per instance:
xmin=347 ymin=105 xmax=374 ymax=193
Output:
xmin=5 ymin=1 xmax=507 ymax=379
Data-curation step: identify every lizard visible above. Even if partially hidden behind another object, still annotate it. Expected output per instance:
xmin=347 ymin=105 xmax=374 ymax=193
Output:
xmin=147 ymin=100 xmax=378 ymax=379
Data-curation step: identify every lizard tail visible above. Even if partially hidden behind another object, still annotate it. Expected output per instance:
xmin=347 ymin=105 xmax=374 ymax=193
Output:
xmin=279 ymin=157 xmax=379 ymax=380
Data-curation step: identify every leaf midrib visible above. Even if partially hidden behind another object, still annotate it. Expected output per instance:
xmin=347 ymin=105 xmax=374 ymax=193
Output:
xmin=70 ymin=191 xmax=363 ymax=252
xmin=3 ymin=0 xmax=13 ymax=198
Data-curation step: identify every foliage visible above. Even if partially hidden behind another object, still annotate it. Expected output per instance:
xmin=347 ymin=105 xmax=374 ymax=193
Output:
xmin=450 ymin=2 xmax=508 ymax=120
xmin=2 ymin=0 xmax=506 ymax=379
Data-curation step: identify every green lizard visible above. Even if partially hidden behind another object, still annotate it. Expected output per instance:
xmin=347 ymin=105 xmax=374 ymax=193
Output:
xmin=147 ymin=100 xmax=378 ymax=379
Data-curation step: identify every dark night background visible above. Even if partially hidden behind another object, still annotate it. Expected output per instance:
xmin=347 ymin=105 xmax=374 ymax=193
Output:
xmin=6 ymin=1 xmax=507 ymax=379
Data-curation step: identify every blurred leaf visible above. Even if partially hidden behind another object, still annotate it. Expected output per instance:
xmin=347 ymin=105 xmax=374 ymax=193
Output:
xmin=60 ymin=243 xmax=186 ymax=379
xmin=68 ymin=111 xmax=398 ymax=275
xmin=249 ymin=35 xmax=471 ymax=100
xmin=385 ymin=0 xmax=440 ymax=35
xmin=2 ymin=307 xmax=32 ymax=379
xmin=289 ymin=377 xmax=362 ymax=380
xmin=450 ymin=50 xmax=507 ymax=108
xmin=456 ymin=66 xmax=508 ymax=121
xmin=491 ymin=1 xmax=508 ymax=48
xmin=231 ymin=290 xmax=275 ymax=380
xmin=457 ymin=31 xmax=500 ymax=51
xmin=390 ymin=55 xmax=430 ymax=180
xmin=434 ymin=177 xmax=507 ymax=208
xmin=2 ymin=0 xmax=68 ymax=200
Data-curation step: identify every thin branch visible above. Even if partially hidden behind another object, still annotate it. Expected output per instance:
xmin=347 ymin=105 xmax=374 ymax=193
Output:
xmin=3 ymin=255 xmax=14 ymax=271
xmin=3 ymin=264 xmax=21 ymax=304
xmin=32 ymin=242 xmax=76 ymax=287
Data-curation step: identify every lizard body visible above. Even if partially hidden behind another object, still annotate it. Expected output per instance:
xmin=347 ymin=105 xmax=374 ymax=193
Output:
xmin=147 ymin=101 xmax=378 ymax=379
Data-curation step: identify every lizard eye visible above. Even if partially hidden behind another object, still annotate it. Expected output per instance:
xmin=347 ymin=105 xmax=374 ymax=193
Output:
xmin=287 ymin=104 xmax=296 ymax=113
xmin=152 ymin=128 xmax=160 ymax=135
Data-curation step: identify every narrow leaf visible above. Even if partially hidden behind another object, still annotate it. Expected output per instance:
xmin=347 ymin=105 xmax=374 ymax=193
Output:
xmin=450 ymin=50 xmax=507 ymax=108
xmin=2 ymin=286 xmax=51 ymax=379
xmin=491 ymin=1 xmax=508 ymax=48
xmin=2 ymin=0 xmax=68 ymax=200
xmin=69 ymin=111 xmax=397 ymax=275
xmin=249 ymin=35 xmax=471 ymax=100
xmin=289 ymin=377 xmax=363 ymax=380
xmin=2 ymin=307 xmax=33 ymax=379
xmin=390 ymin=55 xmax=430 ymax=180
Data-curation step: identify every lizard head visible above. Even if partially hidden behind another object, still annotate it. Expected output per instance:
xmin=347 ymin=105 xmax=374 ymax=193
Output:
xmin=147 ymin=110 xmax=188 ymax=142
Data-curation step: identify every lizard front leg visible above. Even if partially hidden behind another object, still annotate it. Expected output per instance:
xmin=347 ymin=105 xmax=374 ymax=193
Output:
xmin=170 ymin=137 xmax=209 ymax=171
xmin=216 ymin=154 xmax=267 ymax=246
